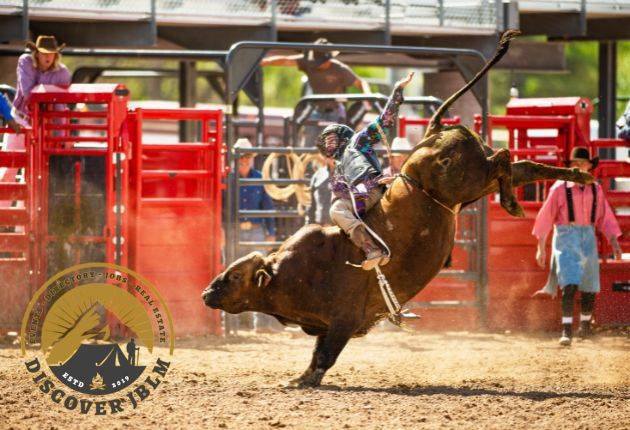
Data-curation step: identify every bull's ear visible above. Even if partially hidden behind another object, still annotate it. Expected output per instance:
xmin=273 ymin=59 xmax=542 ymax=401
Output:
xmin=255 ymin=269 xmax=272 ymax=288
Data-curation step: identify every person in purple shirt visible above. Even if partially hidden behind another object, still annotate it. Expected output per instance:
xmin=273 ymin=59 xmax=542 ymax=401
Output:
xmin=13 ymin=35 xmax=71 ymax=124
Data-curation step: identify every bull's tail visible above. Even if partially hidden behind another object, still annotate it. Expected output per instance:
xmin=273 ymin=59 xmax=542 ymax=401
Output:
xmin=424 ymin=29 xmax=520 ymax=139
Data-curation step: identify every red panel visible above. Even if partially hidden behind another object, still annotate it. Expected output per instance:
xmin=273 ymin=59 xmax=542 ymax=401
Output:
xmin=129 ymin=108 xmax=224 ymax=335
xmin=595 ymin=262 xmax=630 ymax=326
xmin=0 ymin=233 xmax=28 ymax=252
xmin=0 ymin=208 xmax=28 ymax=225
xmin=0 ymin=183 xmax=27 ymax=200
xmin=0 ymin=151 xmax=27 ymax=168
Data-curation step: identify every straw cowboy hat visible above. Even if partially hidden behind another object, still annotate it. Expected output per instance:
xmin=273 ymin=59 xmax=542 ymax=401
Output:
xmin=26 ymin=35 xmax=66 ymax=54
xmin=306 ymin=38 xmax=340 ymax=67
xmin=567 ymin=146 xmax=599 ymax=170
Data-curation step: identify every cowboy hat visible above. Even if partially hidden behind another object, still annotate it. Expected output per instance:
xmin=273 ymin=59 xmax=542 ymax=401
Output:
xmin=306 ymin=38 xmax=340 ymax=67
xmin=567 ymin=146 xmax=599 ymax=170
xmin=26 ymin=35 xmax=66 ymax=54
xmin=233 ymin=138 xmax=255 ymax=157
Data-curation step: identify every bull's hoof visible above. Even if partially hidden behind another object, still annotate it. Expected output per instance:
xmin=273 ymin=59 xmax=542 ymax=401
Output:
xmin=572 ymin=169 xmax=594 ymax=185
xmin=502 ymin=198 xmax=525 ymax=218
xmin=285 ymin=369 xmax=325 ymax=388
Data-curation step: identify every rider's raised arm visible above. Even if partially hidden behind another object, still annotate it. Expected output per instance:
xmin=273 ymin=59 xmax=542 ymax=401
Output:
xmin=352 ymin=85 xmax=405 ymax=152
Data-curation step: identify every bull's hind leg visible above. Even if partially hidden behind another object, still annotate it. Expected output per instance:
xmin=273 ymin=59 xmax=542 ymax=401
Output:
xmin=512 ymin=160 xmax=593 ymax=187
xmin=488 ymin=148 xmax=524 ymax=217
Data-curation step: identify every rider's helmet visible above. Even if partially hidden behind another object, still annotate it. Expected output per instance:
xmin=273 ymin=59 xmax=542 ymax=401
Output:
xmin=316 ymin=124 xmax=354 ymax=157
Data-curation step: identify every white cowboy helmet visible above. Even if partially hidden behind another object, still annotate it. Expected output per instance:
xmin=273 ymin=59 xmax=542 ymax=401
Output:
xmin=391 ymin=137 xmax=412 ymax=153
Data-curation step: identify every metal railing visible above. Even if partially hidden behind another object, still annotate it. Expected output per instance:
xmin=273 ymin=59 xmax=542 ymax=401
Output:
xmin=518 ymin=0 xmax=630 ymax=14
xmin=6 ymin=0 xmax=502 ymax=30
xmin=5 ymin=0 xmax=629 ymax=30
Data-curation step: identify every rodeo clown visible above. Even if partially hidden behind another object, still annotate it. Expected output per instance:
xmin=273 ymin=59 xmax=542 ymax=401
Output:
xmin=532 ymin=147 xmax=622 ymax=346
xmin=316 ymin=72 xmax=414 ymax=271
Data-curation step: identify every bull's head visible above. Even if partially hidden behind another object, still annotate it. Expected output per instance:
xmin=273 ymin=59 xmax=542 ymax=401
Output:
xmin=202 ymin=252 xmax=273 ymax=314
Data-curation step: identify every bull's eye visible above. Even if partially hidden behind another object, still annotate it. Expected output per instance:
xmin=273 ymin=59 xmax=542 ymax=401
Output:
xmin=438 ymin=157 xmax=452 ymax=168
xmin=229 ymin=272 xmax=243 ymax=282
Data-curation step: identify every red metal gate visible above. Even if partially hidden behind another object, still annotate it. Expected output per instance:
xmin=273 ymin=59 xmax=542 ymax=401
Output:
xmin=29 ymin=84 xmax=131 ymax=283
xmin=128 ymin=108 xmax=224 ymax=335
xmin=0 ymin=85 xmax=225 ymax=335
xmin=0 ymin=126 xmax=34 ymax=329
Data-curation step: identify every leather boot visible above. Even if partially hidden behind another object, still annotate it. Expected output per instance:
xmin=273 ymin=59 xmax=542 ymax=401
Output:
xmin=559 ymin=324 xmax=572 ymax=346
xmin=577 ymin=320 xmax=592 ymax=339
xmin=348 ymin=225 xmax=389 ymax=271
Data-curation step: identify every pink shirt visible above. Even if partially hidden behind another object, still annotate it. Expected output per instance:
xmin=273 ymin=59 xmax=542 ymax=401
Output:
xmin=532 ymin=180 xmax=622 ymax=242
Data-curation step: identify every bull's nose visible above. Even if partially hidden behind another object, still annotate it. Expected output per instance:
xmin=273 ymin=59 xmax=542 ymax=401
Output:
xmin=202 ymin=287 xmax=219 ymax=308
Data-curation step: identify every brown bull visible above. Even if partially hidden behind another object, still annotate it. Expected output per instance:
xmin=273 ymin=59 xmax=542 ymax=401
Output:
xmin=202 ymin=31 xmax=593 ymax=387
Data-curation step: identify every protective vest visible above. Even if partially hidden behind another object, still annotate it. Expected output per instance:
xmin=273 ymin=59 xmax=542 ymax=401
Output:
xmin=334 ymin=135 xmax=382 ymax=185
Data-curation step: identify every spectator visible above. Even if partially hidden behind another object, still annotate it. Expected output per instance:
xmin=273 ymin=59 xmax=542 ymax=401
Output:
xmin=0 ymin=94 xmax=20 ymax=133
xmin=260 ymin=38 xmax=371 ymax=147
xmin=532 ymin=147 xmax=622 ymax=346
xmin=306 ymin=157 xmax=334 ymax=226
xmin=225 ymin=138 xmax=280 ymax=334
xmin=616 ymin=100 xmax=630 ymax=141
xmin=14 ymin=35 xmax=71 ymax=124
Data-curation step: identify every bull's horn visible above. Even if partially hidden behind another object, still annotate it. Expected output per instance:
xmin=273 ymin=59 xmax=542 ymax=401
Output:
xmin=256 ymin=269 xmax=272 ymax=288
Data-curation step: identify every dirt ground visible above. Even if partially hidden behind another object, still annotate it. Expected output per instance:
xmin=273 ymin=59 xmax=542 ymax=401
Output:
xmin=1 ymin=328 xmax=629 ymax=430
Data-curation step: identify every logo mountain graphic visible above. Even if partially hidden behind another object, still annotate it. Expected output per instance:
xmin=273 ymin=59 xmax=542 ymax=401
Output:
xmin=50 ymin=342 xmax=145 ymax=395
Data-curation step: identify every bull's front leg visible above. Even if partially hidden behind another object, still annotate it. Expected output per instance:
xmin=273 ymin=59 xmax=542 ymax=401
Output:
xmin=289 ymin=322 xmax=355 ymax=388
xmin=286 ymin=335 xmax=324 ymax=387
xmin=488 ymin=148 xmax=524 ymax=217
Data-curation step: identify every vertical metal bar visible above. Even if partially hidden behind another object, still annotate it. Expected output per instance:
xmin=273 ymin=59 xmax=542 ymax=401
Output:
xmin=115 ymin=152 xmax=122 ymax=265
xmin=150 ymin=0 xmax=157 ymax=46
xmin=256 ymin=68 xmax=264 ymax=146
xmin=438 ymin=0 xmax=444 ymax=27
xmin=494 ymin=0 xmax=503 ymax=31
xmin=579 ymin=0 xmax=587 ymax=36
xmin=229 ymin=145 xmax=239 ymax=265
xmin=22 ymin=0 xmax=29 ymax=41
xmin=270 ymin=0 xmax=278 ymax=40
xmin=598 ymin=41 xmax=617 ymax=139
xmin=478 ymin=75 xmax=489 ymax=329
xmin=74 ymin=161 xmax=81 ymax=265
xmin=225 ymin=115 xmax=235 ymax=265
xmin=477 ymin=197 xmax=488 ymax=329
xmin=282 ymin=116 xmax=290 ymax=147
xmin=384 ymin=0 xmax=391 ymax=45
xmin=179 ymin=61 xmax=196 ymax=142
